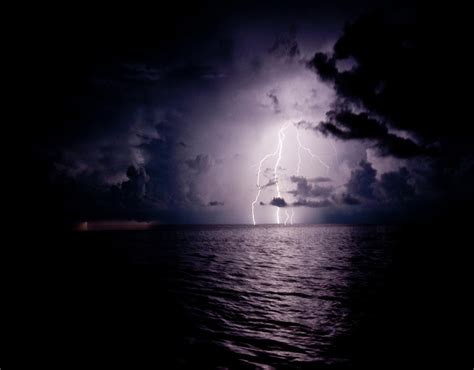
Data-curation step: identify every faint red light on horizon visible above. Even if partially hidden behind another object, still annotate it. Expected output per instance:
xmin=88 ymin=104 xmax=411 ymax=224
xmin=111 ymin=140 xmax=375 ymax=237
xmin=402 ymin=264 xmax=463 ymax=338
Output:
xmin=73 ymin=220 xmax=157 ymax=231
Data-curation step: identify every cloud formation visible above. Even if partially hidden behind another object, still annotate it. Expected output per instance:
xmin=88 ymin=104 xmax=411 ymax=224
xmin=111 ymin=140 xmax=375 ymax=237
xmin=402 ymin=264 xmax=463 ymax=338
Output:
xmin=185 ymin=154 xmax=214 ymax=173
xmin=345 ymin=160 xmax=415 ymax=204
xmin=346 ymin=160 xmax=377 ymax=200
xmin=267 ymin=90 xmax=281 ymax=114
xmin=307 ymin=10 xmax=430 ymax=159
xmin=288 ymin=176 xmax=334 ymax=198
xmin=208 ymin=201 xmax=225 ymax=206
xmin=292 ymin=199 xmax=332 ymax=208
xmin=315 ymin=111 xmax=433 ymax=158
xmin=270 ymin=197 xmax=288 ymax=207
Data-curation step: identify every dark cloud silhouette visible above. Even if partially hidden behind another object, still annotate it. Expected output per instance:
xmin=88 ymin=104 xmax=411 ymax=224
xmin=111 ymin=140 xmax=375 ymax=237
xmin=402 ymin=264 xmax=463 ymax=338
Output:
xmin=346 ymin=160 xmax=377 ymax=199
xmin=292 ymin=199 xmax=332 ymax=208
xmin=121 ymin=166 xmax=149 ymax=201
xmin=270 ymin=197 xmax=288 ymax=207
xmin=268 ymin=26 xmax=300 ymax=61
xmin=288 ymin=176 xmax=334 ymax=198
xmin=309 ymin=53 xmax=337 ymax=81
xmin=45 ymin=164 xmax=159 ymax=222
xmin=345 ymin=160 xmax=415 ymax=204
xmin=267 ymin=90 xmax=281 ymax=114
xmin=307 ymin=9 xmax=432 ymax=158
xmin=208 ymin=201 xmax=224 ymax=206
xmin=378 ymin=167 xmax=415 ymax=201
xmin=318 ymin=111 xmax=387 ymax=140
xmin=260 ymin=178 xmax=277 ymax=189
xmin=185 ymin=154 xmax=214 ymax=173
xmin=294 ymin=120 xmax=314 ymax=130
xmin=290 ymin=176 xmax=332 ymax=183
xmin=122 ymin=63 xmax=162 ymax=81
xmin=315 ymin=111 xmax=433 ymax=158
xmin=312 ymin=177 xmax=332 ymax=183
xmin=339 ymin=193 xmax=361 ymax=205
xmin=374 ymin=133 xmax=433 ymax=159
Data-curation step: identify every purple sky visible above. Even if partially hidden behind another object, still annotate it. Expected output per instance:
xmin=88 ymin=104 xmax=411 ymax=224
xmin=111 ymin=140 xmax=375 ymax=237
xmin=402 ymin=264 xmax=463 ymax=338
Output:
xmin=30 ymin=2 xmax=469 ymax=225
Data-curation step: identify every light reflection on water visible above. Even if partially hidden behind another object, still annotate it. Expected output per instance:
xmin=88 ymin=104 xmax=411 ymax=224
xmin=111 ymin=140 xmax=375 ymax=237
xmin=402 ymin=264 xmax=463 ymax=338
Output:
xmin=97 ymin=224 xmax=396 ymax=368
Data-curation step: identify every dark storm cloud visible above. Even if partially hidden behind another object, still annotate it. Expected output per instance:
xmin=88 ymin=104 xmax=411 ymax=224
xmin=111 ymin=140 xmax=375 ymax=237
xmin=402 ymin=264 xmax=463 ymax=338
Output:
xmin=290 ymin=176 xmax=332 ymax=183
xmin=37 ymin=105 xmax=194 ymax=223
xmin=307 ymin=9 xmax=431 ymax=159
xmin=315 ymin=111 xmax=433 ymax=158
xmin=300 ymin=5 xmax=473 ymax=222
xmin=345 ymin=160 xmax=415 ymax=203
xmin=47 ymin=164 xmax=157 ymax=222
xmin=294 ymin=120 xmax=314 ymax=130
xmin=346 ymin=160 xmax=377 ymax=199
xmin=319 ymin=111 xmax=387 ymax=140
xmin=270 ymin=197 xmax=288 ymax=207
xmin=338 ymin=193 xmax=361 ymax=205
xmin=267 ymin=90 xmax=282 ymax=114
xmin=288 ymin=176 xmax=334 ymax=198
xmin=312 ymin=177 xmax=332 ymax=183
xmin=292 ymin=199 xmax=332 ymax=208
xmin=122 ymin=63 xmax=162 ymax=81
xmin=121 ymin=62 xmax=227 ymax=84
xmin=208 ymin=201 xmax=225 ymax=207
xmin=309 ymin=53 xmax=337 ymax=82
xmin=32 ymin=1 xmax=471 ymax=226
xmin=374 ymin=133 xmax=434 ymax=159
xmin=260 ymin=178 xmax=277 ymax=189
xmin=268 ymin=26 xmax=301 ymax=61
xmin=134 ymin=112 xmax=196 ymax=209
xmin=185 ymin=154 xmax=214 ymax=173
xmin=121 ymin=166 xmax=149 ymax=200
xmin=378 ymin=167 xmax=415 ymax=201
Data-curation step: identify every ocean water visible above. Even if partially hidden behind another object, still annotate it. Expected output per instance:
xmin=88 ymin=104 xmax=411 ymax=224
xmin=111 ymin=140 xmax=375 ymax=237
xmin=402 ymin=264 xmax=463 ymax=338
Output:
xmin=59 ymin=225 xmax=401 ymax=368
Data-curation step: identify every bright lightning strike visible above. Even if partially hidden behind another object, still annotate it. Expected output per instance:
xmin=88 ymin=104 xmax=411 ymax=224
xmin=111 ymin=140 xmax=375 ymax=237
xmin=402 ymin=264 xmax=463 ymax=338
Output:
xmin=296 ymin=130 xmax=330 ymax=171
xmin=251 ymin=122 xmax=290 ymax=225
xmin=251 ymin=123 xmax=332 ymax=226
xmin=273 ymin=123 xmax=290 ymax=224
xmin=291 ymin=142 xmax=302 ymax=225
xmin=290 ymin=129 xmax=334 ymax=224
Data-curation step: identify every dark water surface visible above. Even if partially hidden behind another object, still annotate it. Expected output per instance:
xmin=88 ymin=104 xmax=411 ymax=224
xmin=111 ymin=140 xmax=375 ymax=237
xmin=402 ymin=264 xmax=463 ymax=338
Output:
xmin=45 ymin=225 xmax=404 ymax=368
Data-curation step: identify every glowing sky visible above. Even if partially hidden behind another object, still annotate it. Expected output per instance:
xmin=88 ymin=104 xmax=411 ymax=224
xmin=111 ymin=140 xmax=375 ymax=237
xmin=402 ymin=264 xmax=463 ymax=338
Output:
xmin=31 ymin=2 xmax=468 ymax=226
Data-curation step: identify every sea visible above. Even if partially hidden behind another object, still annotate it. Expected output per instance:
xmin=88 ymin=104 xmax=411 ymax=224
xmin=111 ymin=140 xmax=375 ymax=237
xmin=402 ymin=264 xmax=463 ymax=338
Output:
xmin=32 ymin=224 xmax=413 ymax=369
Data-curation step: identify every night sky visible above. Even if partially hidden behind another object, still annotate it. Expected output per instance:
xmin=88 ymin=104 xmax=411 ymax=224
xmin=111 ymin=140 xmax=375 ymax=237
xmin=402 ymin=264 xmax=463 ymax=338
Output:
xmin=29 ymin=1 xmax=469 ymax=226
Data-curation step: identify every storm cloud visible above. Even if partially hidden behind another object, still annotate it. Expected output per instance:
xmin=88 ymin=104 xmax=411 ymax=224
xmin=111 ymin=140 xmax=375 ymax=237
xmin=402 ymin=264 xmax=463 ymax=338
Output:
xmin=208 ymin=201 xmax=225 ymax=207
xmin=307 ymin=9 xmax=431 ymax=159
xmin=185 ymin=154 xmax=215 ymax=173
xmin=345 ymin=160 xmax=415 ymax=204
xmin=29 ymin=1 xmax=471 ymax=226
xmin=292 ymin=199 xmax=332 ymax=208
xmin=270 ymin=197 xmax=288 ymax=207
xmin=288 ymin=176 xmax=334 ymax=198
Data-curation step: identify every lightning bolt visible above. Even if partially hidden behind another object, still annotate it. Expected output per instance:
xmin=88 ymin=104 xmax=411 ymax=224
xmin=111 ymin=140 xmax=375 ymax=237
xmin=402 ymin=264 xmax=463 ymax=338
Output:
xmin=296 ymin=129 xmax=330 ymax=171
xmin=330 ymin=140 xmax=338 ymax=164
xmin=273 ymin=123 xmax=290 ymax=224
xmin=252 ymin=123 xmax=332 ymax=226
xmin=290 ymin=128 xmax=332 ymax=224
xmin=291 ymin=140 xmax=302 ymax=225
xmin=251 ymin=122 xmax=290 ymax=225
